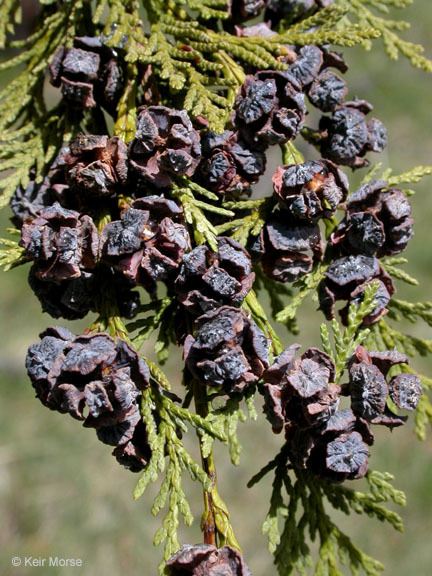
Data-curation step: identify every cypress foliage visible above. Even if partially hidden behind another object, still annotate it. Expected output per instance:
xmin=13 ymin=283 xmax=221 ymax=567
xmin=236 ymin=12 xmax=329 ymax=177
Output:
xmin=1 ymin=1 xmax=431 ymax=574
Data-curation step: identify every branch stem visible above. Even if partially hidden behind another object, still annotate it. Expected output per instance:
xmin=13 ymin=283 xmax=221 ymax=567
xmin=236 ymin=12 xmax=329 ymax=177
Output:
xmin=193 ymin=379 xmax=217 ymax=546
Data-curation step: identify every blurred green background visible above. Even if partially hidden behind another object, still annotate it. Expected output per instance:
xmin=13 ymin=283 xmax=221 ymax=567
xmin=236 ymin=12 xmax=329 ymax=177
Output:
xmin=1 ymin=2 xmax=432 ymax=575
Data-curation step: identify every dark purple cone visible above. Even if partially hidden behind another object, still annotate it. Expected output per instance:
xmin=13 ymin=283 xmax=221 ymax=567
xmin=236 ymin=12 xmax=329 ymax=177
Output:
xmin=198 ymin=130 xmax=266 ymax=195
xmin=332 ymin=212 xmax=386 ymax=256
xmin=307 ymin=70 xmax=348 ymax=112
xmin=370 ymin=408 xmax=407 ymax=428
xmin=286 ymin=45 xmax=324 ymax=88
xmin=10 ymin=152 xmax=81 ymax=225
xmin=318 ymin=100 xmax=387 ymax=168
xmin=367 ymin=118 xmax=387 ymax=153
xmin=263 ymin=345 xmax=420 ymax=483
xmin=320 ymin=46 xmax=349 ymax=75
xmin=349 ymin=362 xmax=389 ymax=420
xmin=167 ymin=544 xmax=252 ymax=576
xmin=287 ymin=349 xmax=336 ymax=398
xmin=319 ymin=407 xmax=357 ymax=437
xmin=264 ymin=347 xmax=419 ymax=481
xmin=49 ymin=36 xmax=123 ymax=113
xmin=331 ymin=180 xmax=414 ymax=257
xmin=61 ymin=134 xmax=128 ymax=197
xmin=260 ymin=211 xmax=323 ymax=283
xmin=325 ymin=431 xmax=369 ymax=479
xmin=366 ymin=348 xmax=409 ymax=376
xmin=300 ymin=384 xmax=340 ymax=425
xmin=26 ymin=330 xmax=151 ymax=471
xmin=272 ymin=159 xmax=349 ymax=221
xmin=29 ymin=267 xmax=95 ymax=320
xmin=112 ymin=420 xmax=151 ymax=472
xmin=284 ymin=44 xmax=348 ymax=90
xmin=285 ymin=426 xmax=316 ymax=468
xmin=348 ymin=345 xmax=417 ymax=429
xmin=318 ymin=255 xmax=395 ymax=325
xmin=185 ymin=306 xmax=270 ymax=394
xmin=261 ymin=345 xmax=387 ymax=481
xmin=286 ymin=421 xmax=370 ymax=482
xmin=28 ymin=265 xmax=140 ymax=321
xmin=229 ymin=0 xmax=266 ymax=23
xmin=175 ymin=237 xmax=254 ymax=315
xmin=262 ymin=345 xmax=301 ymax=431
xmin=10 ymin=174 xmax=55 ymax=227
xmin=129 ymin=106 xmax=201 ymax=188
xmin=389 ymin=373 xmax=422 ymax=411
xmin=262 ymin=346 xmax=337 ymax=432
xmin=101 ymin=197 xmax=190 ymax=294
xmin=289 ymin=426 xmax=369 ymax=482
xmin=26 ymin=326 xmax=74 ymax=407
xmin=20 ymin=202 xmax=99 ymax=281
xmin=233 ymin=71 xmax=306 ymax=148
xmin=45 ymin=333 xmax=148 ymax=414
xmin=350 ymin=346 xmax=423 ymax=414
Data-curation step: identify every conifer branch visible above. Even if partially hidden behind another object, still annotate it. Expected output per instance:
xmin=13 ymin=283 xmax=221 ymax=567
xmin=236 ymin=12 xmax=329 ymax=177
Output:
xmin=1 ymin=1 xmax=431 ymax=574
xmin=129 ymin=297 xmax=176 ymax=352
xmin=373 ymin=319 xmax=432 ymax=358
xmin=389 ymin=298 xmax=432 ymax=326
xmin=109 ymin=0 xmax=385 ymax=130
xmin=0 ymin=2 xmax=96 ymax=206
xmin=414 ymin=394 xmax=432 ymax=441
xmin=216 ymin=198 xmax=273 ymax=247
xmin=336 ymin=0 xmax=432 ymax=71
xmin=133 ymin=382 xmax=229 ymax=573
xmin=317 ymin=282 xmax=378 ymax=382
xmin=386 ymin=165 xmax=432 ymax=186
xmin=255 ymin=459 xmax=401 ymax=576
xmin=381 ymin=257 xmax=419 ymax=286
xmin=276 ymin=262 xmax=328 ymax=324
xmin=171 ymin=186 xmax=219 ymax=251
xmin=191 ymin=375 xmax=240 ymax=550
xmin=0 ymin=236 xmax=28 ymax=271
xmin=0 ymin=0 xmax=20 ymax=49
